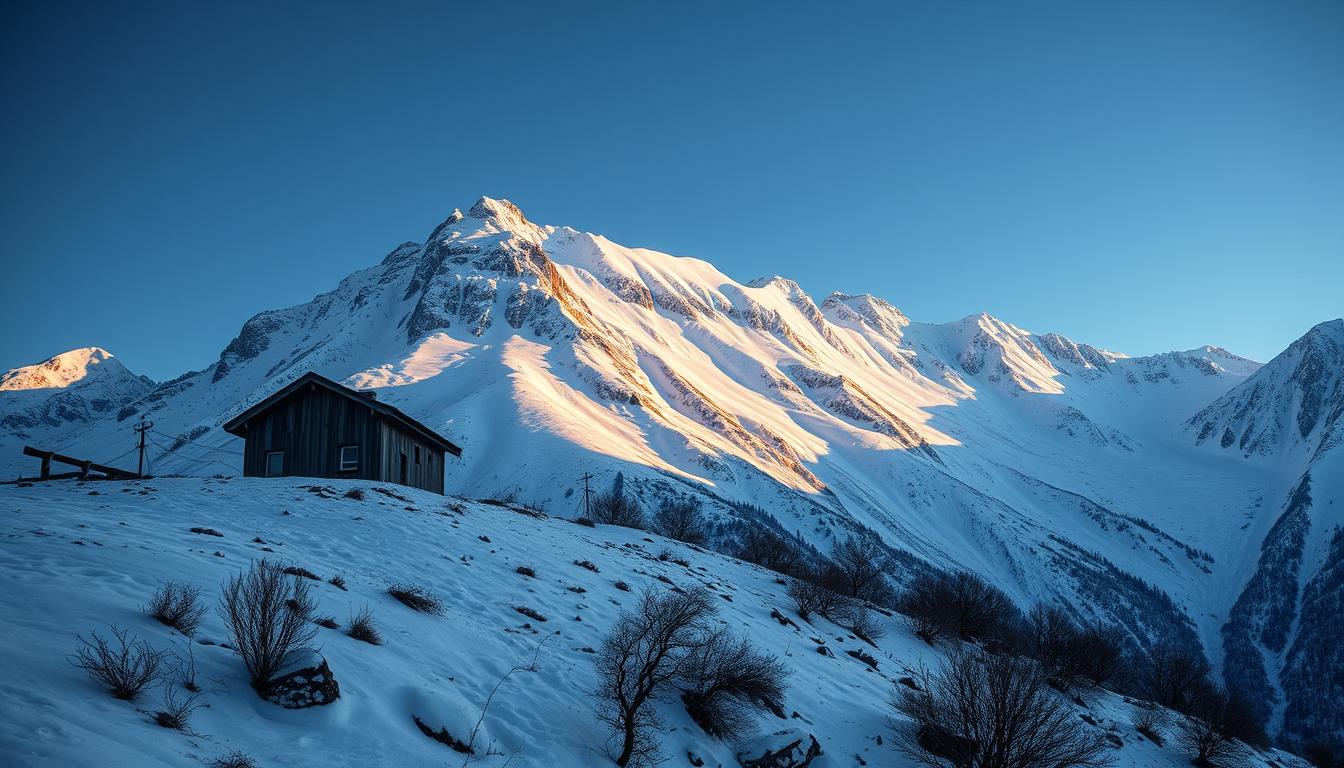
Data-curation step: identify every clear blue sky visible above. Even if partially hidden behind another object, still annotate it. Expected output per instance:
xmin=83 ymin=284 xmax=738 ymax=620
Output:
xmin=2 ymin=0 xmax=1340 ymax=380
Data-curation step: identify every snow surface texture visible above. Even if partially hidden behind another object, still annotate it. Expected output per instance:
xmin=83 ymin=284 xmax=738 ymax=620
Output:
xmin=1 ymin=197 xmax=1341 ymax=751
xmin=0 ymin=478 xmax=1314 ymax=767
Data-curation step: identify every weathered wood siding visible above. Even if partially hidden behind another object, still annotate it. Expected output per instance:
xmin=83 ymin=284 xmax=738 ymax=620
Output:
xmin=377 ymin=420 xmax=444 ymax=494
xmin=238 ymin=383 xmax=446 ymax=493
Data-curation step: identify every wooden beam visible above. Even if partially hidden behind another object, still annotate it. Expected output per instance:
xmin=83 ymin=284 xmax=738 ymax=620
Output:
xmin=22 ymin=446 xmax=138 ymax=480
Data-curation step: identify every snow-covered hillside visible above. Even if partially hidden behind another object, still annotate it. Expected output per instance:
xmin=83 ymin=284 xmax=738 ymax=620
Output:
xmin=0 ymin=477 xmax=1313 ymax=768
xmin=0 ymin=348 xmax=154 ymax=464
xmin=1192 ymin=320 xmax=1344 ymax=749
xmin=1 ymin=197 xmax=1339 ymax=752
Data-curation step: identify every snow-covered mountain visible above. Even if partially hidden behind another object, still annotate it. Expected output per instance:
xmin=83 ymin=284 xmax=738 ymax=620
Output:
xmin=0 ymin=347 xmax=154 ymax=464
xmin=1193 ymin=320 xmax=1344 ymax=748
xmin=3 ymin=197 xmax=1339 ymax=751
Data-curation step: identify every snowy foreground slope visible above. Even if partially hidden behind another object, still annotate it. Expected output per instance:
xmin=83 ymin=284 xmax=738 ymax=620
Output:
xmin=1 ymin=197 xmax=1341 ymax=750
xmin=0 ymin=477 xmax=1312 ymax=768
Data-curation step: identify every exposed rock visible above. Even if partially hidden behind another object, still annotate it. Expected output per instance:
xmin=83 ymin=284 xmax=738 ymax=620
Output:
xmin=738 ymin=730 xmax=822 ymax=768
xmin=264 ymin=653 xmax=340 ymax=709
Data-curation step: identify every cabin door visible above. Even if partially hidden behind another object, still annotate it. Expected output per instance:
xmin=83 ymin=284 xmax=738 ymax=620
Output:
xmin=399 ymin=452 xmax=408 ymax=485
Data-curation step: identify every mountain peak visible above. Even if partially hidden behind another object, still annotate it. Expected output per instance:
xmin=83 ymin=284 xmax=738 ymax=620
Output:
xmin=468 ymin=196 xmax=529 ymax=227
xmin=0 ymin=347 xmax=123 ymax=392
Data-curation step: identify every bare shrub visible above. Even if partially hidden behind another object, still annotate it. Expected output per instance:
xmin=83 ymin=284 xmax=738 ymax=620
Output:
xmin=146 ymin=581 xmax=207 ymax=637
xmin=575 ymin=559 xmax=600 ymax=572
xmin=388 ymin=584 xmax=444 ymax=615
xmin=592 ymin=489 xmax=645 ymax=528
xmin=1131 ymin=704 xmax=1168 ymax=746
xmin=213 ymin=752 xmax=257 ymax=768
xmin=832 ymin=600 xmax=886 ymax=643
xmin=70 ymin=626 xmax=166 ymax=700
xmin=154 ymin=685 xmax=202 ymax=730
xmin=515 ymin=565 xmax=536 ymax=578
xmin=680 ymin=629 xmax=788 ymax=739
xmin=1073 ymin=623 xmax=1125 ymax=686
xmin=173 ymin=641 xmax=200 ymax=692
xmin=787 ymin=577 xmax=841 ymax=621
xmin=328 ymin=573 xmax=347 ymax=590
xmin=735 ymin=527 xmax=807 ymax=577
xmin=219 ymin=559 xmax=318 ymax=695
xmin=899 ymin=570 xmax=1019 ymax=644
xmin=1176 ymin=683 xmax=1255 ymax=766
xmin=1024 ymin=604 xmax=1087 ymax=686
xmin=614 ymin=580 xmax=631 ymax=592
xmin=314 ymin=616 xmax=339 ymax=629
xmin=596 ymin=587 xmax=717 ymax=766
xmin=893 ymin=647 xmax=1111 ymax=768
xmin=343 ymin=488 xmax=365 ymax=501
xmin=829 ymin=534 xmax=894 ymax=605
xmin=1144 ymin=641 xmax=1213 ymax=714
xmin=347 ymin=605 xmax=382 ymax=645
xmin=654 ymin=498 xmax=709 ymax=546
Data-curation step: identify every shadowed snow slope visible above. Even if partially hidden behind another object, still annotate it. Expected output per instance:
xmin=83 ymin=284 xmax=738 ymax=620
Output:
xmin=0 ymin=478 xmax=1314 ymax=768
xmin=1 ymin=198 xmax=1340 ymax=750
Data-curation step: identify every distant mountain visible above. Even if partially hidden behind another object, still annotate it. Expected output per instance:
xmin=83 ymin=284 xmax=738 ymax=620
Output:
xmin=1202 ymin=320 xmax=1344 ymax=748
xmin=5 ymin=198 xmax=1339 ymax=751
xmin=1189 ymin=320 xmax=1344 ymax=461
xmin=0 ymin=348 xmax=154 ymax=467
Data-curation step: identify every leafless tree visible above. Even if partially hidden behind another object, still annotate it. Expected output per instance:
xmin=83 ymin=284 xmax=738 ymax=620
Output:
xmin=1073 ymin=623 xmax=1125 ymax=686
xmin=653 ymin=498 xmax=709 ymax=546
xmin=1176 ymin=683 xmax=1253 ymax=767
xmin=892 ymin=647 xmax=1111 ymax=768
xmin=787 ymin=577 xmax=842 ymax=622
xmin=1144 ymin=641 xmax=1213 ymax=714
xmin=680 ymin=628 xmax=789 ymax=739
xmin=592 ymin=489 xmax=646 ymax=529
xmin=829 ymin=534 xmax=894 ymax=605
xmin=70 ymin=625 xmax=166 ymax=701
xmin=594 ymin=586 xmax=716 ymax=767
xmin=219 ymin=559 xmax=317 ymax=695
xmin=1024 ymin=604 xmax=1087 ymax=686
xmin=735 ymin=527 xmax=806 ymax=577
xmin=900 ymin=570 xmax=1019 ymax=644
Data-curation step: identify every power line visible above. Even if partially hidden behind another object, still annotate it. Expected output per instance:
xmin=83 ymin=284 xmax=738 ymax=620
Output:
xmin=149 ymin=438 xmax=239 ymax=465
xmin=149 ymin=430 xmax=241 ymax=455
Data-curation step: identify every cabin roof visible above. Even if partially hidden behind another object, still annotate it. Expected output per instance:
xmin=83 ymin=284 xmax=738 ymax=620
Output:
xmin=221 ymin=372 xmax=463 ymax=456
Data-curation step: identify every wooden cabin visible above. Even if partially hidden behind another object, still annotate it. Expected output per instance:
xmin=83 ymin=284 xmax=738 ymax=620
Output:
xmin=222 ymin=372 xmax=462 ymax=494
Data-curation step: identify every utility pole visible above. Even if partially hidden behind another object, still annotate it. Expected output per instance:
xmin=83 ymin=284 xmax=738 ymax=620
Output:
xmin=133 ymin=416 xmax=153 ymax=478
xmin=580 ymin=472 xmax=593 ymax=518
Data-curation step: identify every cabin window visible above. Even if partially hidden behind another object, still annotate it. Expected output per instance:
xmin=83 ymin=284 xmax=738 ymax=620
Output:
xmin=414 ymin=445 xmax=421 ymax=464
xmin=338 ymin=444 xmax=359 ymax=472
xmin=265 ymin=451 xmax=284 ymax=477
